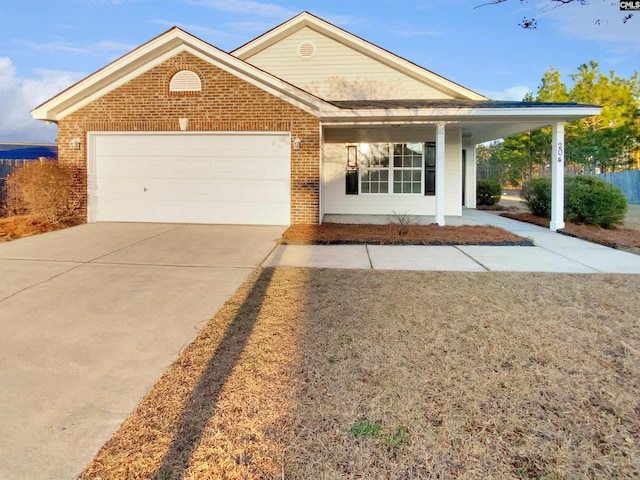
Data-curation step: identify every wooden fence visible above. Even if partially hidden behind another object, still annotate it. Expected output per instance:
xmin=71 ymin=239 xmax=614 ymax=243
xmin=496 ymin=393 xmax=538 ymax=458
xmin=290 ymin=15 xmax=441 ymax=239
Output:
xmin=596 ymin=170 xmax=640 ymax=204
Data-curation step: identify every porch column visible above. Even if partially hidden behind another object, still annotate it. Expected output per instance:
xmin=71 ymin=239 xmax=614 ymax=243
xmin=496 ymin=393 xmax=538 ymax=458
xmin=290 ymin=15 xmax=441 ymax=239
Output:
xmin=435 ymin=121 xmax=446 ymax=226
xmin=466 ymin=145 xmax=477 ymax=209
xmin=550 ymin=122 xmax=565 ymax=232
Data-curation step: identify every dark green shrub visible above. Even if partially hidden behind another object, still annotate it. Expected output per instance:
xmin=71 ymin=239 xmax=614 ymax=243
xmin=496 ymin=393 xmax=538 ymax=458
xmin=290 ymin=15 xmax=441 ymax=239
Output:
xmin=476 ymin=180 xmax=502 ymax=206
xmin=521 ymin=177 xmax=551 ymax=217
xmin=565 ymin=176 xmax=627 ymax=228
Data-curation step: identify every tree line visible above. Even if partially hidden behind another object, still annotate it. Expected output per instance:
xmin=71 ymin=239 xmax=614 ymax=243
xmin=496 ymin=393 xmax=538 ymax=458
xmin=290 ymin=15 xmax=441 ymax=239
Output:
xmin=478 ymin=61 xmax=640 ymax=186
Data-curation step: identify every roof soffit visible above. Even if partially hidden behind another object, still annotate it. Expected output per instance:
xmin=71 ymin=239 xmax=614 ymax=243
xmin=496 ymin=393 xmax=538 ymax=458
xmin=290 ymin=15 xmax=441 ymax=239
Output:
xmin=31 ymin=27 xmax=338 ymax=121
xmin=232 ymin=12 xmax=487 ymax=102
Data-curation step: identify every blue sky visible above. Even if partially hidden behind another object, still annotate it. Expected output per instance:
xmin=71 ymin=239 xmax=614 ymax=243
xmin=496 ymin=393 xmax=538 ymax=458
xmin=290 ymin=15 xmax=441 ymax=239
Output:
xmin=0 ymin=0 xmax=638 ymax=142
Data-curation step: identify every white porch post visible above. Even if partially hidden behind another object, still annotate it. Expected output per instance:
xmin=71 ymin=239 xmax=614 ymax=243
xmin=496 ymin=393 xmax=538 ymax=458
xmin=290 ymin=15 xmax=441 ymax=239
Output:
xmin=466 ymin=145 xmax=477 ymax=209
xmin=435 ymin=121 xmax=446 ymax=226
xmin=550 ymin=122 xmax=565 ymax=232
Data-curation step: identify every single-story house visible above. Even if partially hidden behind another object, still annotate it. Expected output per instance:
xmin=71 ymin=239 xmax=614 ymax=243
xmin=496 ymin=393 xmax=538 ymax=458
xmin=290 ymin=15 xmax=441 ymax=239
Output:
xmin=32 ymin=11 xmax=600 ymax=230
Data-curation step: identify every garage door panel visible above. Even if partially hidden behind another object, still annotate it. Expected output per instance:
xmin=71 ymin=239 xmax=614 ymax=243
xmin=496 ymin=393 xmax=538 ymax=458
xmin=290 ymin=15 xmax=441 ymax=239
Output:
xmin=92 ymin=133 xmax=291 ymax=225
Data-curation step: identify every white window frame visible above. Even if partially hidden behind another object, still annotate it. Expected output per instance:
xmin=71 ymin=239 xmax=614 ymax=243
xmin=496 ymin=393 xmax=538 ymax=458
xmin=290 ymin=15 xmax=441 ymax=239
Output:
xmin=359 ymin=143 xmax=424 ymax=195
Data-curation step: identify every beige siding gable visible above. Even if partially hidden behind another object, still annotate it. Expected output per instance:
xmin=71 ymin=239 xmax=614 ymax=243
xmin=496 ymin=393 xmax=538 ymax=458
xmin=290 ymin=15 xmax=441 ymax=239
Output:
xmin=244 ymin=27 xmax=454 ymax=101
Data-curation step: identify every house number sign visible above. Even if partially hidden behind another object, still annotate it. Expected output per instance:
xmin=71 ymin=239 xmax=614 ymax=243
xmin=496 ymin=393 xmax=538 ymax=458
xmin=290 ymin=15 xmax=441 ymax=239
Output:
xmin=557 ymin=142 xmax=564 ymax=163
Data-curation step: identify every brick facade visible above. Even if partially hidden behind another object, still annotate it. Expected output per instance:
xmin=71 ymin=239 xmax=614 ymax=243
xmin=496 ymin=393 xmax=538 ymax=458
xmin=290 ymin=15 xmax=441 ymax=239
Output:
xmin=57 ymin=52 xmax=321 ymax=224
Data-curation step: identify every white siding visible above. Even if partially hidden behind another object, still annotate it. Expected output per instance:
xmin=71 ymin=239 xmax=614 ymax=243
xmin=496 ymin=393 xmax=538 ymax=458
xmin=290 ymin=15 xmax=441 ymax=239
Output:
xmin=322 ymin=128 xmax=462 ymax=217
xmin=244 ymin=27 xmax=454 ymax=101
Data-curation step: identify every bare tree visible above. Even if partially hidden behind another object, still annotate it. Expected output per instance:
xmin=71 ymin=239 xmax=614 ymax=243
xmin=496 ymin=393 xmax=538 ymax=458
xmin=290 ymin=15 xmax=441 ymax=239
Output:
xmin=476 ymin=0 xmax=633 ymax=29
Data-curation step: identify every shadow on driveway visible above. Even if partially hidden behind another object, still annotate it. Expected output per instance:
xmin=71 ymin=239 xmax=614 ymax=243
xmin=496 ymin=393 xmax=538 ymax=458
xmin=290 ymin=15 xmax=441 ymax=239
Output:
xmin=152 ymin=268 xmax=275 ymax=479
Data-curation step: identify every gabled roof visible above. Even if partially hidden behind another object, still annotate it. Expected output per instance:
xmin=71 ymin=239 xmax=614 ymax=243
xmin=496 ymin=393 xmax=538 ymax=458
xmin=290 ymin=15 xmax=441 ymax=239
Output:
xmin=232 ymin=11 xmax=487 ymax=102
xmin=31 ymin=27 xmax=342 ymax=122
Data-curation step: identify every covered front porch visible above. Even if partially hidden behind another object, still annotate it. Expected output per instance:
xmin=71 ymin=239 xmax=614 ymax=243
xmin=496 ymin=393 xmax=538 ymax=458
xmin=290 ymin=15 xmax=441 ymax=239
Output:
xmin=318 ymin=100 xmax=601 ymax=231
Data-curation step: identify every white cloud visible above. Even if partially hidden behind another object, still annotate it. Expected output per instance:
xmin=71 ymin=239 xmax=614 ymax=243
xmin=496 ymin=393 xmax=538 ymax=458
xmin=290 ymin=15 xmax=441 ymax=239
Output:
xmin=0 ymin=58 xmax=83 ymax=142
xmin=13 ymin=39 xmax=136 ymax=57
xmin=480 ymin=85 xmax=532 ymax=101
xmin=186 ymin=0 xmax=297 ymax=19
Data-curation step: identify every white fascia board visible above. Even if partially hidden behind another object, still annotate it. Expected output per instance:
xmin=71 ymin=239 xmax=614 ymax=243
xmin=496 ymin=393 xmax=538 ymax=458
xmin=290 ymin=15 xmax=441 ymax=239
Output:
xmin=233 ymin=13 xmax=487 ymax=101
xmin=32 ymin=32 xmax=185 ymax=121
xmin=180 ymin=45 xmax=336 ymax=117
xmin=32 ymin=28 xmax=336 ymax=121
xmin=319 ymin=106 xmax=602 ymax=123
xmin=312 ymin=27 xmax=487 ymax=101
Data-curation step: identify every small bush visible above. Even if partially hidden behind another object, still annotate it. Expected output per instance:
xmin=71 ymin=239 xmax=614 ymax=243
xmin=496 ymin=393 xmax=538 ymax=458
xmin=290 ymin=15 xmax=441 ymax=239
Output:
xmin=388 ymin=210 xmax=418 ymax=235
xmin=476 ymin=180 xmax=502 ymax=206
xmin=521 ymin=176 xmax=628 ymax=228
xmin=565 ymin=176 xmax=627 ymax=228
xmin=522 ymin=177 xmax=552 ymax=217
xmin=4 ymin=160 xmax=84 ymax=226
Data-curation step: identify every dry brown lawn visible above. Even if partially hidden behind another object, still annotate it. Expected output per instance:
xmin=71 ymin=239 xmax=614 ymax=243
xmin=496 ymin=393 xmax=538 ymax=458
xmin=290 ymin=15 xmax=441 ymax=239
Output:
xmin=80 ymin=267 xmax=640 ymax=480
xmin=0 ymin=214 xmax=70 ymax=242
xmin=500 ymin=212 xmax=640 ymax=256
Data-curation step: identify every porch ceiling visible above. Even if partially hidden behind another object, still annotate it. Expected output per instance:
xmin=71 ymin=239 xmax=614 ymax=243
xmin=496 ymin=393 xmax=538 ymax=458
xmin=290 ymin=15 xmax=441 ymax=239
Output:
xmin=320 ymin=100 xmax=601 ymax=145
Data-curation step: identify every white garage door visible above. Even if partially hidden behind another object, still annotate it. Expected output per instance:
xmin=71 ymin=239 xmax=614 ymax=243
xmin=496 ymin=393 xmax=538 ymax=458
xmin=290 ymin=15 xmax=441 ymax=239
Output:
xmin=90 ymin=132 xmax=291 ymax=225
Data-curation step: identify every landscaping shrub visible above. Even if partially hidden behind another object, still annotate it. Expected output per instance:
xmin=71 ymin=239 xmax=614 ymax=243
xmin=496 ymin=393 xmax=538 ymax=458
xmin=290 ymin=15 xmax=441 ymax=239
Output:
xmin=4 ymin=160 xmax=84 ymax=226
xmin=521 ymin=177 xmax=552 ymax=217
xmin=565 ymin=176 xmax=627 ymax=228
xmin=476 ymin=180 xmax=502 ymax=206
xmin=521 ymin=176 xmax=628 ymax=228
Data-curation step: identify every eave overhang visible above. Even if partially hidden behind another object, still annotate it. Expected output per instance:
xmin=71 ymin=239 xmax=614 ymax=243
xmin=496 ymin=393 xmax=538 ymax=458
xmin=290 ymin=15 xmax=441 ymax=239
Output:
xmin=232 ymin=12 xmax=487 ymax=102
xmin=31 ymin=27 xmax=343 ymax=122
xmin=319 ymin=101 xmax=602 ymax=144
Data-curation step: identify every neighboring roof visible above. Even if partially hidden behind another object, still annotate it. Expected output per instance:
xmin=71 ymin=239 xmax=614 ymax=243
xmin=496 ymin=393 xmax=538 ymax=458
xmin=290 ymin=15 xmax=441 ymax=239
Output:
xmin=31 ymin=27 xmax=341 ymax=122
xmin=232 ymin=11 xmax=487 ymax=102
xmin=0 ymin=142 xmax=57 ymax=160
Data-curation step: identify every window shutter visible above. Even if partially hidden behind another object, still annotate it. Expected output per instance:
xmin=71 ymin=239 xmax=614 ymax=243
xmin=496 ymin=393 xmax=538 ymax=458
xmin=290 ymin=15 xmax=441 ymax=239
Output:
xmin=424 ymin=142 xmax=436 ymax=196
xmin=346 ymin=146 xmax=358 ymax=195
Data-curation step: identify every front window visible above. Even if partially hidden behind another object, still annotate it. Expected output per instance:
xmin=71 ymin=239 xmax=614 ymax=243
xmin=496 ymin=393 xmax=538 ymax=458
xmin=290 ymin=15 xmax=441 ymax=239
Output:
xmin=360 ymin=144 xmax=390 ymax=194
xmin=359 ymin=143 xmax=432 ymax=195
xmin=393 ymin=143 xmax=423 ymax=194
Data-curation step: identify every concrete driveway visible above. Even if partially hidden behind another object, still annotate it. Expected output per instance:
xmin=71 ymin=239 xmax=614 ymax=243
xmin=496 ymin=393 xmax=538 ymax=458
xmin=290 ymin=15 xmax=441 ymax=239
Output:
xmin=0 ymin=223 xmax=284 ymax=480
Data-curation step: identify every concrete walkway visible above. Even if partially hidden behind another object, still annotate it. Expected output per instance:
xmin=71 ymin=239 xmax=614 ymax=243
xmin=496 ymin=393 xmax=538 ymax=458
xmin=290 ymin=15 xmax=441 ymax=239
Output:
xmin=265 ymin=210 xmax=640 ymax=274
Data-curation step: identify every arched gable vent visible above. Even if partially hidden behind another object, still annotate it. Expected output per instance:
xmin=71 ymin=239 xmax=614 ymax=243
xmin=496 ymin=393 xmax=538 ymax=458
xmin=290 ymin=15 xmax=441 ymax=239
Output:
xmin=169 ymin=70 xmax=202 ymax=92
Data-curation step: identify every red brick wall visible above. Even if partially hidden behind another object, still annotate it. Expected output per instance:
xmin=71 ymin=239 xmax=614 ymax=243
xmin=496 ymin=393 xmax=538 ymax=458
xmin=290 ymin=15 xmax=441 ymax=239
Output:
xmin=57 ymin=51 xmax=321 ymax=224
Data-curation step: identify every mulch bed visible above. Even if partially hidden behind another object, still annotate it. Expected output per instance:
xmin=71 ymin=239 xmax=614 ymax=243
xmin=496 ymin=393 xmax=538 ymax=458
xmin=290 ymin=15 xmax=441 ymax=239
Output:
xmin=282 ymin=223 xmax=533 ymax=246
xmin=501 ymin=212 xmax=640 ymax=251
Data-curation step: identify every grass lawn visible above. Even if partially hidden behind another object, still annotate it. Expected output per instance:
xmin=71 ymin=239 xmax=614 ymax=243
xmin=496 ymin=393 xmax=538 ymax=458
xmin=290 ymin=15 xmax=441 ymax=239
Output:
xmin=80 ymin=267 xmax=640 ymax=479
xmin=624 ymin=204 xmax=640 ymax=231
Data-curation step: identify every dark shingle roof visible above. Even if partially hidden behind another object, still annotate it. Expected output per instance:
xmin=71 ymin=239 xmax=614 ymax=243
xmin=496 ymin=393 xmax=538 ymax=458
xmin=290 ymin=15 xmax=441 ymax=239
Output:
xmin=329 ymin=100 xmax=598 ymax=110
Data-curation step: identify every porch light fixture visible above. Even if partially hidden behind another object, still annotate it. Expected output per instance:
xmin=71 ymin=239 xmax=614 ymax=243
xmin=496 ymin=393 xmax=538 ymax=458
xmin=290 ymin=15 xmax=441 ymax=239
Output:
xmin=69 ymin=137 xmax=81 ymax=150
xmin=293 ymin=137 xmax=301 ymax=150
